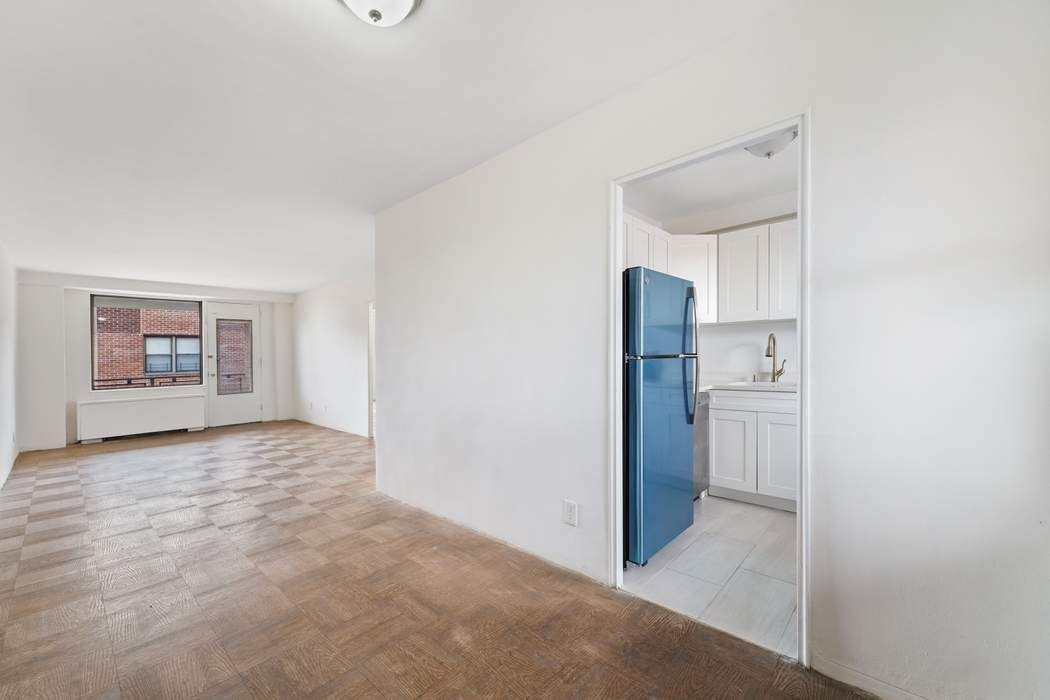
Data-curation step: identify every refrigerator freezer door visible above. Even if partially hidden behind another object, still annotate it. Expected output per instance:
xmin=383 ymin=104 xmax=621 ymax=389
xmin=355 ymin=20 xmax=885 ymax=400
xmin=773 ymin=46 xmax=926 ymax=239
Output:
xmin=625 ymin=267 xmax=696 ymax=358
xmin=626 ymin=357 xmax=696 ymax=565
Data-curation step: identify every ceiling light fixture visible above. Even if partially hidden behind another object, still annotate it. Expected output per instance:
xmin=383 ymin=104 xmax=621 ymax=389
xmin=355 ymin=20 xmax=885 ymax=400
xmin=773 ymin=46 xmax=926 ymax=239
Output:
xmin=341 ymin=0 xmax=418 ymax=28
xmin=744 ymin=129 xmax=798 ymax=159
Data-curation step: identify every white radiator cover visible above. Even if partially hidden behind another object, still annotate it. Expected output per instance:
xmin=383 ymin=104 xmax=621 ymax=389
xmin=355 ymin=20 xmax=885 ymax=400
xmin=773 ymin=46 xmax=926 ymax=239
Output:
xmin=78 ymin=394 xmax=206 ymax=441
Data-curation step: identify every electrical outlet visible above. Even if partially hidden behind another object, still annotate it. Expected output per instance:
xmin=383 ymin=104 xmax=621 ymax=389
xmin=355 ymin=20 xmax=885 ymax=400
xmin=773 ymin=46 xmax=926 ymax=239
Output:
xmin=562 ymin=499 xmax=578 ymax=527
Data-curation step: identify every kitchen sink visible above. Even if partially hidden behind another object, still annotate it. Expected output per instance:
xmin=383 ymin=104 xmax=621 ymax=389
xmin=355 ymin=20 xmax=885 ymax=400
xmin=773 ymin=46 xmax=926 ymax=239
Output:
xmin=724 ymin=381 xmax=798 ymax=390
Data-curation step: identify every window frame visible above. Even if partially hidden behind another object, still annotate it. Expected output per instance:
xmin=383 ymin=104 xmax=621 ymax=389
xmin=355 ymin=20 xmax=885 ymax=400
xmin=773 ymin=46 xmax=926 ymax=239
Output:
xmin=90 ymin=294 xmax=204 ymax=391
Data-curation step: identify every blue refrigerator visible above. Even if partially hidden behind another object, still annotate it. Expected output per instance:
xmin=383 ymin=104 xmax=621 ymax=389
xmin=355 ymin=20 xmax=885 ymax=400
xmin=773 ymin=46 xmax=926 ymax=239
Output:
xmin=624 ymin=267 xmax=698 ymax=566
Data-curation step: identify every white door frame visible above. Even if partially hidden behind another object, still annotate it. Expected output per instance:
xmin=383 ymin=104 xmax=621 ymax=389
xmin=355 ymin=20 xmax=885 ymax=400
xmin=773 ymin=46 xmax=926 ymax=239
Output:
xmin=368 ymin=301 xmax=376 ymax=439
xmin=607 ymin=113 xmax=812 ymax=665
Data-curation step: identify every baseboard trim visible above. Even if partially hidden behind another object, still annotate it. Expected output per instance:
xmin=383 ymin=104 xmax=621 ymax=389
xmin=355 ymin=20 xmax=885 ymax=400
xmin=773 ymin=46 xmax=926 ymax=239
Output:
xmin=708 ymin=485 xmax=796 ymax=512
xmin=811 ymin=651 xmax=927 ymax=700
xmin=0 ymin=450 xmax=15 ymax=492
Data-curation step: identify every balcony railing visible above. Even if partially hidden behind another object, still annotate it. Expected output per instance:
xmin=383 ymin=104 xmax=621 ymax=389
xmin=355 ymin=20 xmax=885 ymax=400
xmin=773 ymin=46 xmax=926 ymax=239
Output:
xmin=217 ymin=372 xmax=251 ymax=395
xmin=93 ymin=373 xmax=202 ymax=390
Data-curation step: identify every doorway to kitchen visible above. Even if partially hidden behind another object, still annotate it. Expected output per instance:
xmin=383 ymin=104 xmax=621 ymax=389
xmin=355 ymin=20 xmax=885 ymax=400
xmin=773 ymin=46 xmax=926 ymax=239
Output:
xmin=609 ymin=117 xmax=807 ymax=662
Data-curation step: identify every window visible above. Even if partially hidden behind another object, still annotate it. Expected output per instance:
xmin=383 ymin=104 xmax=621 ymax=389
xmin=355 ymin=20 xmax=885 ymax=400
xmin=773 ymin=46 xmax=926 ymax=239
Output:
xmin=216 ymin=319 xmax=253 ymax=395
xmin=176 ymin=337 xmax=201 ymax=372
xmin=92 ymin=295 xmax=203 ymax=390
xmin=145 ymin=336 xmax=173 ymax=373
xmin=145 ymin=335 xmax=201 ymax=375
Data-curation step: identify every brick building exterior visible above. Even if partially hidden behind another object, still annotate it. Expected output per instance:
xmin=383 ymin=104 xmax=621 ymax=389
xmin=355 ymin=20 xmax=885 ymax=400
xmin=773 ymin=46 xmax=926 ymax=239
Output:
xmin=94 ymin=301 xmax=202 ymax=389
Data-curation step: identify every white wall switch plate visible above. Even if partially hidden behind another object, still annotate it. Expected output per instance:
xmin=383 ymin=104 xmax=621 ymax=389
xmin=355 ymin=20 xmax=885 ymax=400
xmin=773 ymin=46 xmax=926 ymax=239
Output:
xmin=562 ymin=499 xmax=579 ymax=527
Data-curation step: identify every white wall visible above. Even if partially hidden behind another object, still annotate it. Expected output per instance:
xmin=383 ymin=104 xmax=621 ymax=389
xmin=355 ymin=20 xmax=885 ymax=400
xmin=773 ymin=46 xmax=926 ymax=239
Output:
xmin=17 ymin=271 xmax=295 ymax=448
xmin=272 ymin=302 xmax=296 ymax=422
xmin=17 ymin=284 xmax=67 ymax=451
xmin=375 ymin=3 xmax=1050 ymax=698
xmin=293 ymin=278 xmax=372 ymax=437
xmin=0 ymin=243 xmax=16 ymax=488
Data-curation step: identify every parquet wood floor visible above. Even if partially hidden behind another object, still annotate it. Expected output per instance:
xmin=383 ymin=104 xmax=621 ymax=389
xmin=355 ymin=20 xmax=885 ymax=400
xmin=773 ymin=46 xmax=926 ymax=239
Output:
xmin=0 ymin=421 xmax=870 ymax=699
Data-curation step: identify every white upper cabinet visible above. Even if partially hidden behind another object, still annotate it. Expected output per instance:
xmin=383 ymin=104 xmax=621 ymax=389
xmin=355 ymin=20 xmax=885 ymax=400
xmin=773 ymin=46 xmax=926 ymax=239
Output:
xmin=623 ymin=213 xmax=671 ymax=273
xmin=718 ymin=224 xmax=770 ymax=322
xmin=769 ymin=219 xmax=799 ymax=320
xmin=669 ymin=234 xmax=718 ymax=324
xmin=624 ymin=216 xmax=651 ymax=269
xmin=649 ymin=230 xmax=671 ymax=273
xmin=630 ymin=214 xmax=797 ymax=323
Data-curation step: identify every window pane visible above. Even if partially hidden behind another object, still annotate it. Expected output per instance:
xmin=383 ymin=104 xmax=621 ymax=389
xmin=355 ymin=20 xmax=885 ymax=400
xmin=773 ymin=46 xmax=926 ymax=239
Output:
xmin=145 ymin=336 xmax=172 ymax=354
xmin=92 ymin=296 xmax=202 ymax=390
xmin=216 ymin=319 xmax=253 ymax=395
xmin=145 ymin=354 xmax=173 ymax=373
xmin=176 ymin=337 xmax=200 ymax=354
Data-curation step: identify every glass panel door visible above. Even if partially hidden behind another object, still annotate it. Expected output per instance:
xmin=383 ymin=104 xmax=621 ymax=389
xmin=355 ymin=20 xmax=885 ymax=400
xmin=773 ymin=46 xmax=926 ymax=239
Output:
xmin=207 ymin=303 xmax=261 ymax=427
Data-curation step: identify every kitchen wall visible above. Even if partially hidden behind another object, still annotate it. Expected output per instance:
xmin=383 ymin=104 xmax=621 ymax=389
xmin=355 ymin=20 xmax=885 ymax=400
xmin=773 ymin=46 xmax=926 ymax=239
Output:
xmin=293 ymin=277 xmax=373 ymax=437
xmin=375 ymin=2 xmax=1050 ymax=698
xmin=17 ymin=270 xmax=295 ymax=449
xmin=0 ymin=243 xmax=16 ymax=489
xmin=700 ymin=319 xmax=797 ymax=385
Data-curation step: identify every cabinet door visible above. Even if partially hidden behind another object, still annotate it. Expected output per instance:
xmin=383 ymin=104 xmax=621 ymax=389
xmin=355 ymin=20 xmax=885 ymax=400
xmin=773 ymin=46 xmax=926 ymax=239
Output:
xmin=757 ymin=412 xmax=798 ymax=500
xmin=624 ymin=216 xmax=651 ymax=269
xmin=718 ymin=225 xmax=769 ymax=322
xmin=709 ymin=409 xmax=757 ymax=493
xmin=769 ymin=219 xmax=799 ymax=320
xmin=669 ymin=234 xmax=718 ymax=323
xmin=649 ymin=228 xmax=671 ymax=273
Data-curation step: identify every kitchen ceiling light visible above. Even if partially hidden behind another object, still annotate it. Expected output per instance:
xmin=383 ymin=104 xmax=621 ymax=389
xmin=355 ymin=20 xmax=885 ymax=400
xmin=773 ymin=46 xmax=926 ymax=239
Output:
xmin=341 ymin=0 xmax=418 ymax=28
xmin=744 ymin=129 xmax=798 ymax=159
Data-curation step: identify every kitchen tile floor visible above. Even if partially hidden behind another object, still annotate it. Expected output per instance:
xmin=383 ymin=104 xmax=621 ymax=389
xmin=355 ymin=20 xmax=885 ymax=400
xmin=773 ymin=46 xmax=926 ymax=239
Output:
xmin=623 ymin=495 xmax=799 ymax=658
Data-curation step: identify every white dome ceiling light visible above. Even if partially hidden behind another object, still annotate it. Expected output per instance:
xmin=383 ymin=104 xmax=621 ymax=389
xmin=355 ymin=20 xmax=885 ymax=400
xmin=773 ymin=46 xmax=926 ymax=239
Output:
xmin=744 ymin=129 xmax=798 ymax=159
xmin=341 ymin=0 xmax=419 ymax=28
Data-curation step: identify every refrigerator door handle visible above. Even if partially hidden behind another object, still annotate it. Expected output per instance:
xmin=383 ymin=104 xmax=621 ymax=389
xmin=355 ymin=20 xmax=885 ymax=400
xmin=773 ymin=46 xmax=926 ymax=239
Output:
xmin=686 ymin=287 xmax=700 ymax=425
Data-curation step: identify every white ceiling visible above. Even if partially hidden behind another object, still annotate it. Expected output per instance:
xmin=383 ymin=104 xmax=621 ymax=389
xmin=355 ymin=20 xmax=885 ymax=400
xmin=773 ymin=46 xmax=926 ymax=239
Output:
xmin=0 ymin=0 xmax=781 ymax=292
xmin=624 ymin=138 xmax=798 ymax=224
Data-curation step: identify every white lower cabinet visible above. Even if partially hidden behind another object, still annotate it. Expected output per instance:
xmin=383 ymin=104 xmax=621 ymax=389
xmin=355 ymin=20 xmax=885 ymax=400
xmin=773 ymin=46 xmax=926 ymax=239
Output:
xmin=710 ymin=409 xmax=757 ymax=492
xmin=757 ymin=412 xmax=798 ymax=500
xmin=708 ymin=390 xmax=798 ymax=504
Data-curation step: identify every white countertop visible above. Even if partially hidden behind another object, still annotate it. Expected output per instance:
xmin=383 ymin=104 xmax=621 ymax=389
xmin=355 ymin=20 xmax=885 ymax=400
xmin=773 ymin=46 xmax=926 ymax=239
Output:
xmin=706 ymin=381 xmax=798 ymax=393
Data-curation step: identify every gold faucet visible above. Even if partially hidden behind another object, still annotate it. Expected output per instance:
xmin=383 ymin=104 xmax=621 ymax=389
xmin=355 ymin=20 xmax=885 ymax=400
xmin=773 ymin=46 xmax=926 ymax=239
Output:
xmin=765 ymin=333 xmax=787 ymax=382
